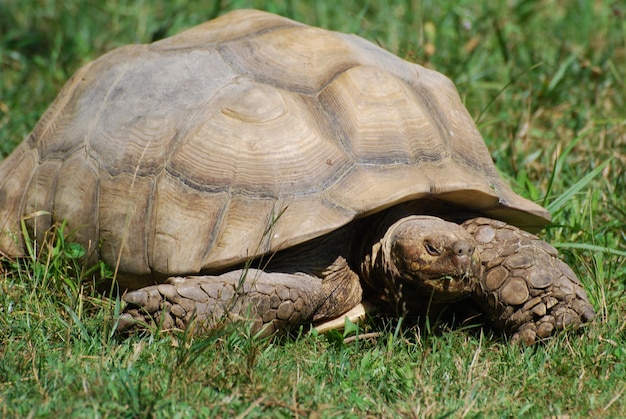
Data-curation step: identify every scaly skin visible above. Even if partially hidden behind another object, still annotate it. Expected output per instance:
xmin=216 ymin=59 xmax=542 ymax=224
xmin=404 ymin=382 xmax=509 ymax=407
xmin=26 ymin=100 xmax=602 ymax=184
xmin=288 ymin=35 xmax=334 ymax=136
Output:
xmin=118 ymin=269 xmax=328 ymax=336
xmin=463 ymin=217 xmax=595 ymax=345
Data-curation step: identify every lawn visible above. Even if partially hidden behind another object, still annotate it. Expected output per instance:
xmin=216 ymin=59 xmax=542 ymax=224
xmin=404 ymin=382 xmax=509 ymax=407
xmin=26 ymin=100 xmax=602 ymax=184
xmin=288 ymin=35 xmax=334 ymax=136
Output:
xmin=1 ymin=0 xmax=625 ymax=417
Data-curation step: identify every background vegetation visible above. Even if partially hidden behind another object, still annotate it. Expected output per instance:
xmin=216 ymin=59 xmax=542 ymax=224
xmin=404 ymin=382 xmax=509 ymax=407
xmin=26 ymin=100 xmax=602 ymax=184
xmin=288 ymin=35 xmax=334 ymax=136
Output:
xmin=1 ymin=0 xmax=624 ymax=417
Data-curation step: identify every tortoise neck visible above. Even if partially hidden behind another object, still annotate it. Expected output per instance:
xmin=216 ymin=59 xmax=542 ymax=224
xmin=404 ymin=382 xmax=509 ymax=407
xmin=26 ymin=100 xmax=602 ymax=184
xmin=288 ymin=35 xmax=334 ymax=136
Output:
xmin=355 ymin=206 xmax=412 ymax=303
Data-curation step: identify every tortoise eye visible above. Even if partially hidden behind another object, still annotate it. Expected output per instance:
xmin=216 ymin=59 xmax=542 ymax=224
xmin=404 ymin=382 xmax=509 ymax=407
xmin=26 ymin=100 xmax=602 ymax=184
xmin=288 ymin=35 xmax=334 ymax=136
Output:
xmin=424 ymin=241 xmax=441 ymax=256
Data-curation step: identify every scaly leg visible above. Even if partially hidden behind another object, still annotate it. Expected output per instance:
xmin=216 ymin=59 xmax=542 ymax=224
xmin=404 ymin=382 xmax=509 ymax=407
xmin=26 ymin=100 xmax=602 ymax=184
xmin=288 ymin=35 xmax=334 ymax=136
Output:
xmin=118 ymin=269 xmax=326 ymax=336
xmin=462 ymin=217 xmax=595 ymax=345
xmin=118 ymin=256 xmax=363 ymax=336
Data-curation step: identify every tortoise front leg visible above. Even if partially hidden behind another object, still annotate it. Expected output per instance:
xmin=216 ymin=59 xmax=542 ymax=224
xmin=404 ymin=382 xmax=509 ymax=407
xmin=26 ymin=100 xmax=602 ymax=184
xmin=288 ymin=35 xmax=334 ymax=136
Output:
xmin=462 ymin=217 xmax=595 ymax=345
xmin=118 ymin=269 xmax=328 ymax=336
xmin=117 ymin=261 xmax=363 ymax=336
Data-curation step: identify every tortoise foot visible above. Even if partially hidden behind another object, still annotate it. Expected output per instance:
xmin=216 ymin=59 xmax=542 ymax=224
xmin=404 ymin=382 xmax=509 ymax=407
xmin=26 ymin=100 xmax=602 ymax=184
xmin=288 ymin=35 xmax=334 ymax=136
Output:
xmin=508 ymin=296 xmax=595 ymax=345
xmin=117 ymin=275 xmax=236 ymax=334
xmin=463 ymin=217 xmax=595 ymax=345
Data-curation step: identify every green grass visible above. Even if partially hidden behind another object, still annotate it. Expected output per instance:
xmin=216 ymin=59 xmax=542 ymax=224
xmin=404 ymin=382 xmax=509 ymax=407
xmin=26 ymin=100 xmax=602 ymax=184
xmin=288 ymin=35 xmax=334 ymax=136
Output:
xmin=1 ymin=0 xmax=625 ymax=417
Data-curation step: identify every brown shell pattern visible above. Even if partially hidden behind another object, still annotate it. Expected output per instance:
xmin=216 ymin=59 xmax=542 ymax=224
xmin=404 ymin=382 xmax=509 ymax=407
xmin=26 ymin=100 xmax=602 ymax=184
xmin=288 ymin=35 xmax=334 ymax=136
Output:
xmin=0 ymin=9 xmax=550 ymax=277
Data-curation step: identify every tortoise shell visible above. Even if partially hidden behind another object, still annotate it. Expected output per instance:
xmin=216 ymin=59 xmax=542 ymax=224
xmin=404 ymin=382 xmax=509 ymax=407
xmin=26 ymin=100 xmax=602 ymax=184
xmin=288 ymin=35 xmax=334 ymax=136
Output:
xmin=0 ymin=9 xmax=549 ymax=279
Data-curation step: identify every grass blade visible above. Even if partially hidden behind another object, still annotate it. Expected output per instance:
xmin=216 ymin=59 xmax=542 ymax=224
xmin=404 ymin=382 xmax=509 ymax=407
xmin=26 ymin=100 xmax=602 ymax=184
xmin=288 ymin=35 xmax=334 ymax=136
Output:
xmin=552 ymin=242 xmax=626 ymax=257
xmin=546 ymin=158 xmax=612 ymax=214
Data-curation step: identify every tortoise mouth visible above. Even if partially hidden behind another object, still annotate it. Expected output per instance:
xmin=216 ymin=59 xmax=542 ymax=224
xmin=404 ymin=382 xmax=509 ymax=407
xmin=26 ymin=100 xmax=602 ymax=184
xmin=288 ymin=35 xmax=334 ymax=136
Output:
xmin=419 ymin=274 xmax=475 ymax=301
xmin=404 ymin=251 xmax=480 ymax=289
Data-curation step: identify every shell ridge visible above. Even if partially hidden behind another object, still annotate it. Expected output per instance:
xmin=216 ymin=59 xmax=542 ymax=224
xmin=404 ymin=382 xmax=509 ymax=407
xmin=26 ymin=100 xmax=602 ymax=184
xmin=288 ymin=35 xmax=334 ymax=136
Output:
xmin=162 ymin=74 xmax=243 ymax=181
xmin=85 ymin=52 xmax=136 ymax=165
xmin=30 ymin=62 xmax=95 ymax=157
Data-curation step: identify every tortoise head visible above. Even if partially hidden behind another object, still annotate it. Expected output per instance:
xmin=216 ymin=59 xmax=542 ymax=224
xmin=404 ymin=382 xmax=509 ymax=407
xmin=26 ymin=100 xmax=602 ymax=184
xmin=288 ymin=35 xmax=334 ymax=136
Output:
xmin=386 ymin=216 xmax=481 ymax=301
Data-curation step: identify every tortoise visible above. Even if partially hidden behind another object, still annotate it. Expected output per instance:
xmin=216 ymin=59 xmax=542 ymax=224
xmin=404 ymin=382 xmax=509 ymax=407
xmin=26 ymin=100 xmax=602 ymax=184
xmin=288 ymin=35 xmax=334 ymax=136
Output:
xmin=0 ymin=9 xmax=594 ymax=344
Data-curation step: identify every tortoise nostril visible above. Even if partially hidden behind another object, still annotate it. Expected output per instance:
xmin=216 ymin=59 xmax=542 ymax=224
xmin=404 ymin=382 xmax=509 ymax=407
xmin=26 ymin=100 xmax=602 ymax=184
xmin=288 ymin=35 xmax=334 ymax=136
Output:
xmin=453 ymin=241 xmax=474 ymax=257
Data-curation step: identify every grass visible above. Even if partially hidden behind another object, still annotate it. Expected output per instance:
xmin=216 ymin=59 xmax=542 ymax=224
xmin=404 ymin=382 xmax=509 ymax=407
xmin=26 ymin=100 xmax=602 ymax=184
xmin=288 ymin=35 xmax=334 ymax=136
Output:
xmin=1 ymin=0 xmax=625 ymax=416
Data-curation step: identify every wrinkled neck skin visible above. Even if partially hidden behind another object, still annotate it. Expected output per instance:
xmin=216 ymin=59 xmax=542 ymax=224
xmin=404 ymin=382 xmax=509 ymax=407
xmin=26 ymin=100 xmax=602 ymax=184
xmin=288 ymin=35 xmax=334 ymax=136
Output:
xmin=357 ymin=207 xmax=418 ymax=312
